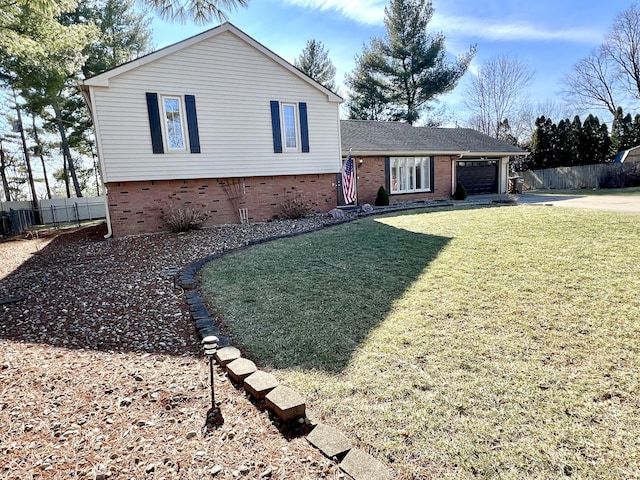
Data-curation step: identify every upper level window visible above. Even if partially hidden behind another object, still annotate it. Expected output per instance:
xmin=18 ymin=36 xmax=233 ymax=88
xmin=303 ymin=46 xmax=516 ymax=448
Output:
xmin=146 ymin=92 xmax=200 ymax=154
xmin=282 ymin=103 xmax=298 ymax=150
xmin=390 ymin=157 xmax=432 ymax=193
xmin=269 ymin=100 xmax=309 ymax=154
xmin=162 ymin=96 xmax=186 ymax=151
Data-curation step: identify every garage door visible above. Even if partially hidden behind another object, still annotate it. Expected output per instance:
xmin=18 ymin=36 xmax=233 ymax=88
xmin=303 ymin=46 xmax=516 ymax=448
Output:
xmin=456 ymin=160 xmax=498 ymax=195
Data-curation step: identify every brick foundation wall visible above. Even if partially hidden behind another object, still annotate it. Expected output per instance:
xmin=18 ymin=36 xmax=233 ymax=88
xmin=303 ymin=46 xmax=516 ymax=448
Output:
xmin=354 ymin=155 xmax=453 ymax=205
xmin=106 ymin=174 xmax=338 ymax=237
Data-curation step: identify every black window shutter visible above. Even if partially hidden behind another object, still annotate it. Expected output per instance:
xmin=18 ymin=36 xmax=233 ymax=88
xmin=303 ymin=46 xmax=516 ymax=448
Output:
xmin=430 ymin=156 xmax=435 ymax=191
xmin=385 ymin=157 xmax=391 ymax=191
xmin=270 ymin=100 xmax=282 ymax=153
xmin=299 ymin=102 xmax=309 ymax=153
xmin=184 ymin=95 xmax=201 ymax=154
xmin=145 ymin=92 xmax=164 ymax=154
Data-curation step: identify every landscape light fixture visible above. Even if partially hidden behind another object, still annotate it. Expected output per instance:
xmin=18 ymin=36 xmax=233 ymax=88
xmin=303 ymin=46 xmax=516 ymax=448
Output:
xmin=201 ymin=335 xmax=219 ymax=409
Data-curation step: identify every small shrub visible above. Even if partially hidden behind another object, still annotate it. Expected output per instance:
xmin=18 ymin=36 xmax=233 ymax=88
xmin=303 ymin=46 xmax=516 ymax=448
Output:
xmin=374 ymin=186 xmax=390 ymax=206
xmin=277 ymin=193 xmax=314 ymax=220
xmin=453 ymin=182 xmax=468 ymax=200
xmin=163 ymin=203 xmax=208 ymax=232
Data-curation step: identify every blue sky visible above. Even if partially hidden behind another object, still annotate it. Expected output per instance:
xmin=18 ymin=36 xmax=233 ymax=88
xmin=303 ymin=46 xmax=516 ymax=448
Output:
xmin=149 ymin=0 xmax=634 ymax=124
xmin=3 ymin=1 xmax=632 ymax=200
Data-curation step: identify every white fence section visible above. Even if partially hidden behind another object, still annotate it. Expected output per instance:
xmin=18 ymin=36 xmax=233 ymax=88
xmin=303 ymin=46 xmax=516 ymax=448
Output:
xmin=517 ymin=163 xmax=640 ymax=190
xmin=39 ymin=197 xmax=107 ymax=224
xmin=0 ymin=197 xmax=106 ymax=235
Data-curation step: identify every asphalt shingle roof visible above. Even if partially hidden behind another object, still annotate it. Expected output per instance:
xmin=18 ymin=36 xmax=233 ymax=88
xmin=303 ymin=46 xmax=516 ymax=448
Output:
xmin=341 ymin=120 xmax=526 ymax=155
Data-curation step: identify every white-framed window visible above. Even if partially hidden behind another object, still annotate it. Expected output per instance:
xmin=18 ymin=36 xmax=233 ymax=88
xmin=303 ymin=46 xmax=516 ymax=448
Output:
xmin=390 ymin=157 xmax=432 ymax=193
xmin=281 ymin=103 xmax=299 ymax=150
xmin=161 ymin=96 xmax=187 ymax=151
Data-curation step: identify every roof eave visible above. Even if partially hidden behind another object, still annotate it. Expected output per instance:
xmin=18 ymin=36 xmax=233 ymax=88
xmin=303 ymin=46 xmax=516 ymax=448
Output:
xmin=458 ymin=151 xmax=530 ymax=157
xmin=342 ymin=150 xmax=528 ymax=157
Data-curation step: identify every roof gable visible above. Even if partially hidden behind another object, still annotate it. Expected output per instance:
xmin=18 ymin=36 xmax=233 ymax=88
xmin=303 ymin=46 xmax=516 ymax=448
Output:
xmin=341 ymin=120 xmax=527 ymax=156
xmin=83 ymin=22 xmax=341 ymax=103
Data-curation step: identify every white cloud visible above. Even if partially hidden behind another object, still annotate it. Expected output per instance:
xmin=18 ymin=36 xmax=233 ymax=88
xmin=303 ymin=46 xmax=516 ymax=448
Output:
xmin=283 ymin=0 xmax=386 ymax=25
xmin=431 ymin=14 xmax=602 ymax=44
xmin=283 ymin=1 xmax=602 ymax=44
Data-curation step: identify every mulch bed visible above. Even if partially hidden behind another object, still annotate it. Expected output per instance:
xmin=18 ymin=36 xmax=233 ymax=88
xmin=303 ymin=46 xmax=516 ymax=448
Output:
xmin=0 ymin=220 xmax=348 ymax=479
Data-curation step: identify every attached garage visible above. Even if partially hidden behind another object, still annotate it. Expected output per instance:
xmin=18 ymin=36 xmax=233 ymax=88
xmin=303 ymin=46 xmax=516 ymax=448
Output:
xmin=456 ymin=159 xmax=499 ymax=195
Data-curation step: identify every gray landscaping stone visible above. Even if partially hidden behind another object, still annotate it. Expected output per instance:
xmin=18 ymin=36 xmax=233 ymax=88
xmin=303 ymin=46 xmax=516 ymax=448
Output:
xmin=243 ymin=371 xmax=279 ymax=400
xmin=307 ymin=423 xmax=352 ymax=459
xmin=264 ymin=386 xmax=305 ymax=421
xmin=214 ymin=346 xmax=241 ymax=366
xmin=198 ymin=326 xmax=221 ymax=338
xmin=226 ymin=358 xmax=257 ymax=382
xmin=195 ymin=318 xmax=214 ymax=329
xmin=339 ymin=449 xmax=393 ymax=480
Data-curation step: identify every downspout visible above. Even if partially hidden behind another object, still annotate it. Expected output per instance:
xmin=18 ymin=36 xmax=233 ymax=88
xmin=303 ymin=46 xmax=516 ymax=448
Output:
xmin=102 ymin=193 xmax=113 ymax=238
xmin=80 ymin=83 xmax=112 ymax=238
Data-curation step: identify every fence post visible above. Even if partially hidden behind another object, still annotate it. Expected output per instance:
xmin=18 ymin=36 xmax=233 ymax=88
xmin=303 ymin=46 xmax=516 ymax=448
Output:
xmin=51 ymin=205 xmax=58 ymax=229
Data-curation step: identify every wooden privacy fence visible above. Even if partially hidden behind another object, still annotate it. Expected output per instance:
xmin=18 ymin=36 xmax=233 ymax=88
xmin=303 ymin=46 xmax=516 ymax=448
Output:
xmin=0 ymin=197 xmax=106 ymax=235
xmin=517 ymin=163 xmax=640 ymax=190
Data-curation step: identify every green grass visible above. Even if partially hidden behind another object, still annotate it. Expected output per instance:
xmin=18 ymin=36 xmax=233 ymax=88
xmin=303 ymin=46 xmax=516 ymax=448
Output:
xmin=200 ymin=206 xmax=640 ymax=479
xmin=532 ymin=186 xmax=640 ymax=196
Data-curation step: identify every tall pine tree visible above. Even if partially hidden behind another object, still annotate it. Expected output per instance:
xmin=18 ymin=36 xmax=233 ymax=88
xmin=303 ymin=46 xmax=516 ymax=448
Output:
xmin=346 ymin=0 xmax=475 ymax=124
xmin=294 ymin=39 xmax=337 ymax=91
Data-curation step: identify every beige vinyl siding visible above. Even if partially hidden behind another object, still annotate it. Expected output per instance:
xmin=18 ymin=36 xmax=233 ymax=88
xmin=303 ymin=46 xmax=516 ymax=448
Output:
xmin=92 ymin=31 xmax=341 ymax=183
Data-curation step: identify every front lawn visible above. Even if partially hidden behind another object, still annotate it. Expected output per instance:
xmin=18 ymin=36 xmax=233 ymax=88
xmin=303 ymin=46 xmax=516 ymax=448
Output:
xmin=200 ymin=206 xmax=640 ymax=479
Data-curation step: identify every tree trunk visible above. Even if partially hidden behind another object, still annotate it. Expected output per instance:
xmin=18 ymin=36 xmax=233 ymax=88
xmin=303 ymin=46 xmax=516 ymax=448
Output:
xmin=0 ymin=141 xmax=12 ymax=202
xmin=14 ymin=90 xmax=40 ymax=222
xmin=31 ymin=115 xmax=52 ymax=199
xmin=54 ymin=105 xmax=82 ymax=198
xmin=62 ymin=154 xmax=71 ymax=198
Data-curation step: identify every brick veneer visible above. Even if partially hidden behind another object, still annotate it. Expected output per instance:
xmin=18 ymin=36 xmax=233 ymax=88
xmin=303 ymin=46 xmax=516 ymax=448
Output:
xmin=106 ymin=174 xmax=338 ymax=237
xmin=354 ymin=155 xmax=453 ymax=205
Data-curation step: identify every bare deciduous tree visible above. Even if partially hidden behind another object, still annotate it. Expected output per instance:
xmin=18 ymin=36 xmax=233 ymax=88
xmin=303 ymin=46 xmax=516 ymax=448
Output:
xmin=563 ymin=4 xmax=640 ymax=115
xmin=463 ymin=54 xmax=534 ymax=140
xmin=562 ymin=48 xmax=620 ymax=115
xmin=603 ymin=4 xmax=640 ymax=99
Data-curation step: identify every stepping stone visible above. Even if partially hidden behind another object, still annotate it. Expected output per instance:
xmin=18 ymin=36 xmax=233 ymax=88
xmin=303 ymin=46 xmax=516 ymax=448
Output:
xmin=244 ymin=371 xmax=279 ymax=400
xmin=307 ymin=423 xmax=352 ymax=459
xmin=214 ymin=346 xmax=241 ymax=366
xmin=339 ymin=449 xmax=392 ymax=480
xmin=226 ymin=358 xmax=257 ymax=382
xmin=265 ymin=386 xmax=305 ymax=421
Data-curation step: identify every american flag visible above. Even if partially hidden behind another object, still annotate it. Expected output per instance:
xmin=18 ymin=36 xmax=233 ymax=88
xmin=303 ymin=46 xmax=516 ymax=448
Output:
xmin=341 ymin=155 xmax=356 ymax=204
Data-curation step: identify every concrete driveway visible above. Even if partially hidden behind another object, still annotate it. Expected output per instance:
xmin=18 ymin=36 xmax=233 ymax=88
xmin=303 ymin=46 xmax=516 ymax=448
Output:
xmin=516 ymin=192 xmax=640 ymax=214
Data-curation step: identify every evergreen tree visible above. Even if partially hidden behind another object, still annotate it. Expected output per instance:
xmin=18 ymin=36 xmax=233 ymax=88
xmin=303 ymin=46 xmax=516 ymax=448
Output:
xmin=599 ymin=123 xmax=612 ymax=162
xmin=144 ymin=0 xmax=247 ymax=24
xmin=610 ymin=106 xmax=636 ymax=154
xmin=347 ymin=0 xmax=475 ymax=124
xmin=529 ymin=116 xmax=556 ymax=169
xmin=294 ymin=39 xmax=337 ymax=91
xmin=345 ymin=47 xmax=392 ymax=120
xmin=71 ymin=0 xmax=153 ymax=78
xmin=580 ymin=114 xmax=601 ymax=165
xmin=554 ymin=119 xmax=574 ymax=168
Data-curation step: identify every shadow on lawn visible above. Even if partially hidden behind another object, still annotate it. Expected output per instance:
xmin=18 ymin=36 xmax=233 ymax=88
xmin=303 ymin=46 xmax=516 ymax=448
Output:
xmin=200 ymin=218 xmax=452 ymax=373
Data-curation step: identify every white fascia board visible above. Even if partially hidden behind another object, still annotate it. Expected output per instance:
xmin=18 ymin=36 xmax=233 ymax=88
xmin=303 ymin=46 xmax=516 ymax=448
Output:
xmin=343 ymin=150 xmax=465 ymax=157
xmin=458 ymin=151 xmax=530 ymax=158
